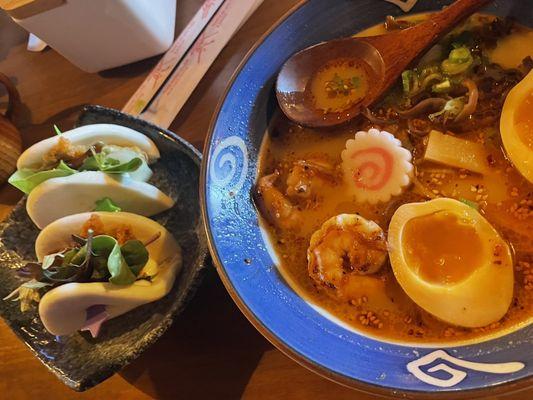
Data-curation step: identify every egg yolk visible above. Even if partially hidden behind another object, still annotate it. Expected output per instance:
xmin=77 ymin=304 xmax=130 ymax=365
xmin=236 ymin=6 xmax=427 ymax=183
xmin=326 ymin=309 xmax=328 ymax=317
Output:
xmin=403 ymin=211 xmax=484 ymax=285
xmin=515 ymin=90 xmax=533 ymax=150
xmin=310 ymin=58 xmax=369 ymax=113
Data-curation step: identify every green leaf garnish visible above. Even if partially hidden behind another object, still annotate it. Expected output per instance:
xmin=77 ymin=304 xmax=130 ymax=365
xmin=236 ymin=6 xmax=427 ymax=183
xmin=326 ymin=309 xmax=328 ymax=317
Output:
xmin=42 ymin=230 xmax=94 ymax=283
xmin=90 ymin=235 xmax=148 ymax=285
xmin=8 ymin=160 xmax=76 ymax=194
xmin=53 ymin=124 xmax=62 ymax=135
xmin=94 ymin=197 xmax=122 ymax=212
xmin=121 ymin=240 xmax=149 ymax=276
xmin=9 ymin=138 xmax=146 ymax=196
xmin=6 ymin=229 xmax=153 ymax=311
xmin=102 ymin=157 xmax=142 ymax=173
xmin=2 ymin=280 xmax=50 ymax=312
xmin=91 ymin=235 xmax=118 ymax=279
xmin=41 ymin=251 xmax=65 ymax=270
xmin=78 ymin=155 xmax=98 ymax=171
xmin=324 ymin=73 xmax=361 ymax=97
xmin=107 ymin=240 xmax=137 ymax=285
xmin=79 ymin=148 xmax=142 ymax=174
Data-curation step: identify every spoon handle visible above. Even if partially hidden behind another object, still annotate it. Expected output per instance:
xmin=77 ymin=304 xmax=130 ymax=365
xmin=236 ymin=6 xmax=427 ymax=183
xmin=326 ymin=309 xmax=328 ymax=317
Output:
xmin=419 ymin=0 xmax=492 ymax=39
xmin=393 ymin=0 xmax=492 ymax=65
xmin=364 ymin=0 xmax=491 ymax=93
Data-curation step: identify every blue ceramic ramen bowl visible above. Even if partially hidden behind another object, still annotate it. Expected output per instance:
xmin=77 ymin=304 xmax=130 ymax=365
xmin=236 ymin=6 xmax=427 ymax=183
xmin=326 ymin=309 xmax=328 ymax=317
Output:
xmin=202 ymin=0 xmax=532 ymax=397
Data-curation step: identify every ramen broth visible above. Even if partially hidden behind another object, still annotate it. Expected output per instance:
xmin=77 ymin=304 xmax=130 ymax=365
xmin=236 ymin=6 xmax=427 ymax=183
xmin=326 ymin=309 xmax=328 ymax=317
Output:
xmin=256 ymin=15 xmax=533 ymax=344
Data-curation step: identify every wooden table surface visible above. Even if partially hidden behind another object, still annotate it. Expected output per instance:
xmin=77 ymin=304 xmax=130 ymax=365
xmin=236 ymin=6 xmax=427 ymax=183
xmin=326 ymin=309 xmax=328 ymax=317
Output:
xmin=0 ymin=1 xmax=530 ymax=399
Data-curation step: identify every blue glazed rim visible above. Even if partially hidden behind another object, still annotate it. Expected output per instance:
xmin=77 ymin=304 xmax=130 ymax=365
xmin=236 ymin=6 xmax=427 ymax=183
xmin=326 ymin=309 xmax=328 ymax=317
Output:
xmin=200 ymin=0 xmax=532 ymax=397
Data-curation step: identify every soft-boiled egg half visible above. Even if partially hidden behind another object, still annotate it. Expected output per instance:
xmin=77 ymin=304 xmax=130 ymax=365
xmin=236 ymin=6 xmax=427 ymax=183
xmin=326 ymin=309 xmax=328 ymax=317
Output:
xmin=27 ymin=171 xmax=174 ymax=229
xmin=388 ymin=198 xmax=514 ymax=328
xmin=500 ymin=69 xmax=533 ymax=183
xmin=36 ymin=212 xmax=182 ymax=336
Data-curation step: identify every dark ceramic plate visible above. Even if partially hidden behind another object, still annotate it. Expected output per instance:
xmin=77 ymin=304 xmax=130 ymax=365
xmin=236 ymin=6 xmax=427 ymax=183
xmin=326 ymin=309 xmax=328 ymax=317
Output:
xmin=0 ymin=105 xmax=208 ymax=391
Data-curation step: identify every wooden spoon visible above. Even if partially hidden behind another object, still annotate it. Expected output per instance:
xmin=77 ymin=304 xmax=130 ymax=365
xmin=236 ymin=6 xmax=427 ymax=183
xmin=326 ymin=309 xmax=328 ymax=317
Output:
xmin=0 ymin=73 xmax=23 ymax=185
xmin=276 ymin=0 xmax=491 ymax=128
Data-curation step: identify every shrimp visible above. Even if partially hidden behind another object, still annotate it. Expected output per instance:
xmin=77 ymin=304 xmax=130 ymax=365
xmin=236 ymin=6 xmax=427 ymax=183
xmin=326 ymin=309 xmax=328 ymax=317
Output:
xmin=286 ymin=159 xmax=339 ymax=199
xmin=254 ymin=157 xmax=339 ymax=230
xmin=254 ymin=171 xmax=302 ymax=230
xmin=308 ymin=214 xmax=388 ymax=301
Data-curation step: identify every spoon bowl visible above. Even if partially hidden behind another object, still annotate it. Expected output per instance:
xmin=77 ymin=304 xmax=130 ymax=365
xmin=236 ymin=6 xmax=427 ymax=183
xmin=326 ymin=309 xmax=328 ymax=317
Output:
xmin=276 ymin=0 xmax=491 ymax=127
xmin=276 ymin=39 xmax=386 ymax=127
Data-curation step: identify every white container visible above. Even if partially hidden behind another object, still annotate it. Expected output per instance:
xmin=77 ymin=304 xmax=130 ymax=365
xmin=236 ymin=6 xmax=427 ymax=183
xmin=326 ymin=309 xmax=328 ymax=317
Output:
xmin=1 ymin=0 xmax=176 ymax=73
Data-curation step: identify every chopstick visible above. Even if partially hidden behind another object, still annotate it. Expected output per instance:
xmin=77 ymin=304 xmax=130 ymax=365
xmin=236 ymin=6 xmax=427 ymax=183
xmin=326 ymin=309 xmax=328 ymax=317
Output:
xmin=123 ymin=0 xmax=264 ymax=129
xmin=122 ymin=0 xmax=224 ymax=116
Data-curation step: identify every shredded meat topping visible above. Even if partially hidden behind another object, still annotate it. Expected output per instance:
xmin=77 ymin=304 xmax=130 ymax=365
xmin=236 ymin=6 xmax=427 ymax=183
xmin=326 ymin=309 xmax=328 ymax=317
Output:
xmin=42 ymin=137 xmax=86 ymax=169
xmin=80 ymin=214 xmax=135 ymax=244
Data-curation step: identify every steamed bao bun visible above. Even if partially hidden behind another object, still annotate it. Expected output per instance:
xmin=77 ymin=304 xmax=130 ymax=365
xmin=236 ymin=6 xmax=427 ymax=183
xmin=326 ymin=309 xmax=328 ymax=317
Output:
xmin=27 ymin=171 xmax=175 ymax=229
xmin=35 ymin=212 xmax=182 ymax=336
xmin=20 ymin=123 xmax=174 ymax=229
xmin=17 ymin=123 xmax=160 ymax=170
xmin=18 ymin=123 xmax=159 ymax=183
